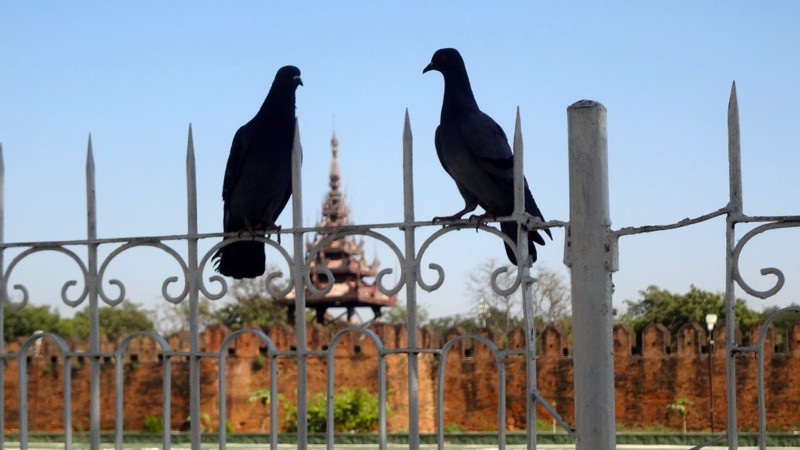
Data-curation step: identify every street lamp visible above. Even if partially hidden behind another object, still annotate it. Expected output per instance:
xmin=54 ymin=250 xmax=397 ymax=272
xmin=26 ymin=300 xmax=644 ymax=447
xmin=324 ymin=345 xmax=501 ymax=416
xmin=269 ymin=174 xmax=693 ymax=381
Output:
xmin=705 ymin=313 xmax=718 ymax=433
xmin=477 ymin=297 xmax=489 ymax=328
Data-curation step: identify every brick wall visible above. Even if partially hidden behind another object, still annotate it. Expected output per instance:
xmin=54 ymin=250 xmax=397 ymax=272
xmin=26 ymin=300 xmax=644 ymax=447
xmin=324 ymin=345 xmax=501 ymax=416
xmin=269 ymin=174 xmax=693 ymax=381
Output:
xmin=4 ymin=320 xmax=800 ymax=433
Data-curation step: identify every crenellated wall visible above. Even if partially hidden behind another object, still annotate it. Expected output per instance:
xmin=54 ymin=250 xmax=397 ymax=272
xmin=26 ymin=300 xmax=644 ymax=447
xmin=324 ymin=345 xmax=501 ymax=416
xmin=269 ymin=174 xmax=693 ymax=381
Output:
xmin=4 ymin=320 xmax=800 ymax=433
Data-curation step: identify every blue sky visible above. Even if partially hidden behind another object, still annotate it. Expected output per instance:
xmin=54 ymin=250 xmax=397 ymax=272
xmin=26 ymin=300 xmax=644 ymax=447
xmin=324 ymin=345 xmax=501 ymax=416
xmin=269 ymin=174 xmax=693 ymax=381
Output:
xmin=1 ymin=3 xmax=799 ymax=320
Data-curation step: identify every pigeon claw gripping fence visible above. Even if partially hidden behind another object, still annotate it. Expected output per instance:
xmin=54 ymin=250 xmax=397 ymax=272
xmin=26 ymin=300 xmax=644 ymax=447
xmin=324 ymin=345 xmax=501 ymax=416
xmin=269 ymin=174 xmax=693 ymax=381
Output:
xmin=0 ymin=84 xmax=796 ymax=450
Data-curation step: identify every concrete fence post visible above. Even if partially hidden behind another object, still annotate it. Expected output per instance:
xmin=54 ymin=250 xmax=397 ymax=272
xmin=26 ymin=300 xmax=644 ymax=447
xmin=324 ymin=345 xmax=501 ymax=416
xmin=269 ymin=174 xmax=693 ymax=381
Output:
xmin=565 ymin=100 xmax=616 ymax=450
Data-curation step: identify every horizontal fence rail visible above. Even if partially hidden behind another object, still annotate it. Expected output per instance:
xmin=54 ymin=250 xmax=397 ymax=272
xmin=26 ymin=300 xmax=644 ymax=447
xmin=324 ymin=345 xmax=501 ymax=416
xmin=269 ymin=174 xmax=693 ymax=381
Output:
xmin=0 ymin=85 xmax=796 ymax=450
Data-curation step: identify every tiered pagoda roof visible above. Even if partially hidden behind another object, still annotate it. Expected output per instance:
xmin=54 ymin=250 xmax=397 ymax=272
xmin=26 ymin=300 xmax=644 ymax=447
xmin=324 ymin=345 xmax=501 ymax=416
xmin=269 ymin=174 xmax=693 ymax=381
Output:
xmin=279 ymin=131 xmax=397 ymax=324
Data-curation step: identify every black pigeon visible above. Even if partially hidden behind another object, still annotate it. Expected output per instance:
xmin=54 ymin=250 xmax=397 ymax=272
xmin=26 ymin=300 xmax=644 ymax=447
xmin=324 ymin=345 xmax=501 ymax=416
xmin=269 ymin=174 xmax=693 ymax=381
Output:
xmin=423 ymin=48 xmax=551 ymax=265
xmin=213 ymin=65 xmax=303 ymax=279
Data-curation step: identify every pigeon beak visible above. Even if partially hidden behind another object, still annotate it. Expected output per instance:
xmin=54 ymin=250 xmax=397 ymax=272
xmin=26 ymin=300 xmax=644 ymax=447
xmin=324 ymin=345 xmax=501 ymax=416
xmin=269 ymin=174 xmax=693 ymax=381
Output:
xmin=423 ymin=62 xmax=435 ymax=74
xmin=294 ymin=75 xmax=303 ymax=86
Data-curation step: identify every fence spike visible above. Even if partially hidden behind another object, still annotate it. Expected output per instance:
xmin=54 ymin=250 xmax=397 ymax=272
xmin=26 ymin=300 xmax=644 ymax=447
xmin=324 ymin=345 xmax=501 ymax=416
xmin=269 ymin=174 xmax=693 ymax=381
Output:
xmin=186 ymin=123 xmax=197 ymax=235
xmin=728 ymin=81 xmax=742 ymax=214
xmin=86 ymin=134 xmax=96 ymax=238
xmin=513 ymin=107 xmax=524 ymax=219
xmin=403 ymin=109 xmax=414 ymax=222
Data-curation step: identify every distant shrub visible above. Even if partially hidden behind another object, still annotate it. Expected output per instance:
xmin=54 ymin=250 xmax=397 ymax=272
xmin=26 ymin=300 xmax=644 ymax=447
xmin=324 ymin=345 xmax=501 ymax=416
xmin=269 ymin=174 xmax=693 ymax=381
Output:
xmin=444 ymin=423 xmax=465 ymax=433
xmin=142 ymin=415 xmax=163 ymax=433
xmin=252 ymin=354 xmax=266 ymax=371
xmin=284 ymin=387 xmax=386 ymax=433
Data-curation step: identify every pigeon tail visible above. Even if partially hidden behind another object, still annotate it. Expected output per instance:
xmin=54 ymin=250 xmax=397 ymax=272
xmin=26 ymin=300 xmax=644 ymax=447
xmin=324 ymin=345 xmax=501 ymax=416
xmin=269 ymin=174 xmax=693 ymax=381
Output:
xmin=500 ymin=221 xmax=541 ymax=266
xmin=214 ymin=241 xmax=266 ymax=279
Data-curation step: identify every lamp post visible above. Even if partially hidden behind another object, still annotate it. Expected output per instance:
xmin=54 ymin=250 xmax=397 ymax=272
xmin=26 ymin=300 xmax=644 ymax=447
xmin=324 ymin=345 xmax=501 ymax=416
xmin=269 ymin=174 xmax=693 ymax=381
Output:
xmin=705 ymin=313 xmax=718 ymax=433
xmin=477 ymin=297 xmax=489 ymax=328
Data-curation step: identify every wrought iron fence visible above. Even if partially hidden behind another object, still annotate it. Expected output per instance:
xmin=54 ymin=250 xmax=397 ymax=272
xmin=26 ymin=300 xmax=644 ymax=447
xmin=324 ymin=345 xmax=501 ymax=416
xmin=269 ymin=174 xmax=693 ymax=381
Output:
xmin=0 ymin=84 xmax=795 ymax=450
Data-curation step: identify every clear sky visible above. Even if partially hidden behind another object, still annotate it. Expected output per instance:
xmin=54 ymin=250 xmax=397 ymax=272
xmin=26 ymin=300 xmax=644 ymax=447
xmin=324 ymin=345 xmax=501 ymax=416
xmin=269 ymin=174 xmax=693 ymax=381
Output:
xmin=1 ymin=2 xmax=799 ymax=321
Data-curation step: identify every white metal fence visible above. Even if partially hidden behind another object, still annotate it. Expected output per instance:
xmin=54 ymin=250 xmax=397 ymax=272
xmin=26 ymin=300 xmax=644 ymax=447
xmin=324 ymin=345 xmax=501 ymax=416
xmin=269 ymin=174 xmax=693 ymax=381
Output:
xmin=0 ymin=85 xmax=795 ymax=450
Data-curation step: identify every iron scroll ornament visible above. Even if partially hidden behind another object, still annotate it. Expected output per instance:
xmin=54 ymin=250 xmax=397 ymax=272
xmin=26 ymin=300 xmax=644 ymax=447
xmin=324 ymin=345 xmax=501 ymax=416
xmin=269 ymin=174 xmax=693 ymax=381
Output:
xmin=731 ymin=221 xmax=800 ymax=299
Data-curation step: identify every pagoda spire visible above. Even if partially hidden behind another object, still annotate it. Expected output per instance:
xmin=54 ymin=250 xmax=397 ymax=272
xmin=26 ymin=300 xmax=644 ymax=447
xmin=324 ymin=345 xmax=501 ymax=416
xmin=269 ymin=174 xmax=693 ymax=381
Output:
xmin=329 ymin=129 xmax=341 ymax=190
xmin=281 ymin=130 xmax=397 ymax=325
xmin=321 ymin=129 xmax=349 ymax=226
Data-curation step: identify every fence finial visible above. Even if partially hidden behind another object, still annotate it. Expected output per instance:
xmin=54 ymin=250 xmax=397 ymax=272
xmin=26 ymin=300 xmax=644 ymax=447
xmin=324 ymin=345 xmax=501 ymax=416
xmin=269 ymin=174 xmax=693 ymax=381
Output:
xmin=86 ymin=134 xmax=94 ymax=168
xmin=728 ymin=81 xmax=743 ymax=214
xmin=513 ymin=107 xmax=524 ymax=220
xmin=403 ymin=109 xmax=414 ymax=223
xmin=86 ymin=134 xmax=96 ymax=238
xmin=186 ymin=123 xmax=197 ymax=236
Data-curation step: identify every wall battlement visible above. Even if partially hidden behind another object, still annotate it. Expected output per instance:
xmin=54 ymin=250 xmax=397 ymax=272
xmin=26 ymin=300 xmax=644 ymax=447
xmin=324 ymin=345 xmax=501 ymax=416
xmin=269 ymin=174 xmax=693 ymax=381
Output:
xmin=4 ymin=320 xmax=800 ymax=433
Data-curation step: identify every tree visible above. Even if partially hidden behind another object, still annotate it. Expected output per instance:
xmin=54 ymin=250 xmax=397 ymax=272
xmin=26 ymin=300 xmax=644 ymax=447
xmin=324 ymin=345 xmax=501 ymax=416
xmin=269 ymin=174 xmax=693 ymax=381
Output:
xmin=759 ymin=303 xmax=800 ymax=349
xmin=150 ymin=297 xmax=217 ymax=336
xmin=381 ymin=300 xmax=430 ymax=325
xmin=214 ymin=275 xmax=286 ymax=331
xmin=4 ymin=301 xmax=155 ymax=342
xmin=667 ymin=397 xmax=693 ymax=434
xmin=67 ymin=301 xmax=154 ymax=341
xmin=620 ymin=285 xmax=761 ymax=335
xmin=3 ymin=305 xmax=62 ymax=341
xmin=531 ymin=266 xmax=571 ymax=325
xmin=426 ymin=314 xmax=480 ymax=340
xmin=248 ymin=388 xmax=272 ymax=433
xmin=283 ymin=387 xmax=384 ymax=433
xmin=467 ymin=259 xmax=571 ymax=340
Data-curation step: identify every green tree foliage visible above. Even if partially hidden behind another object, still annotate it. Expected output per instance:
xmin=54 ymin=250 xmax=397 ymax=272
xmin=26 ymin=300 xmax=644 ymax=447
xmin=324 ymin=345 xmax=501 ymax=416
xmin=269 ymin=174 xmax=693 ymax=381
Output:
xmin=426 ymin=315 xmax=480 ymax=340
xmin=620 ymin=285 xmax=761 ymax=335
xmin=381 ymin=300 xmax=430 ymax=325
xmin=141 ymin=415 xmax=163 ymax=433
xmin=247 ymin=388 xmax=272 ymax=433
xmin=214 ymin=275 xmax=286 ymax=331
xmin=3 ymin=305 xmax=63 ymax=341
xmin=283 ymin=387 xmax=384 ymax=433
xmin=69 ymin=302 xmax=155 ymax=341
xmin=666 ymin=397 xmax=694 ymax=434
xmin=758 ymin=303 xmax=800 ymax=348
xmin=4 ymin=301 xmax=154 ymax=342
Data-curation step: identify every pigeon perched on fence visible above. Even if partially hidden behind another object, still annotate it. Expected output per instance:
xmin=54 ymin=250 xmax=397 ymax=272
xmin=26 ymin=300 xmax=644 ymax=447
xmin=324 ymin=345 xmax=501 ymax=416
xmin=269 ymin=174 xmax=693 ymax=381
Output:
xmin=423 ymin=48 xmax=550 ymax=265
xmin=213 ymin=65 xmax=303 ymax=279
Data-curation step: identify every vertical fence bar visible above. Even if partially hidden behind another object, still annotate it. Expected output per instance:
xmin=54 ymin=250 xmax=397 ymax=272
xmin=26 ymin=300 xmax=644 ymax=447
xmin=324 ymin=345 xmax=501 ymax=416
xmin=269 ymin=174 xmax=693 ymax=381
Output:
xmin=291 ymin=120 xmax=308 ymax=450
xmin=86 ymin=135 xmax=101 ymax=450
xmin=378 ymin=353 xmax=387 ymax=450
xmin=218 ymin=354 xmax=228 ymax=450
xmin=497 ymin=359 xmax=507 ymax=450
xmin=17 ymin=351 xmax=28 ymax=449
xmin=325 ymin=349 xmax=335 ymax=450
xmin=63 ymin=353 xmax=73 ymax=449
xmin=115 ymin=354 xmax=124 ymax=450
xmin=0 ymin=143 xmax=5 ymax=450
xmin=566 ymin=101 xmax=615 ymax=450
xmin=726 ymin=82 xmax=742 ymax=450
xmin=186 ymin=125 xmax=202 ymax=450
xmin=163 ymin=355 xmax=172 ymax=450
xmin=513 ymin=109 xmax=538 ymax=449
xmin=270 ymin=355 xmax=278 ymax=450
xmin=401 ymin=110 xmax=420 ymax=450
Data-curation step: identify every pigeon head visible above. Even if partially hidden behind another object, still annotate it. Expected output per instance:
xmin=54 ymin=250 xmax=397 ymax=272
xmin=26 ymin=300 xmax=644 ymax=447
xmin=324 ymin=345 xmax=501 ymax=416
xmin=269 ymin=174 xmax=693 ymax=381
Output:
xmin=274 ymin=65 xmax=303 ymax=88
xmin=423 ymin=48 xmax=466 ymax=76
